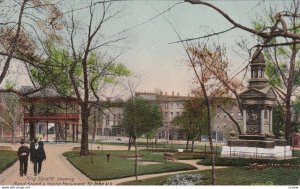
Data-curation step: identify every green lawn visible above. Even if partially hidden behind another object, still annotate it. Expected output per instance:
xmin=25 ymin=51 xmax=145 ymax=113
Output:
xmin=63 ymin=150 xmax=196 ymax=180
xmin=120 ymin=167 xmax=300 ymax=185
xmin=0 ymin=150 xmax=18 ymax=174
xmin=91 ymin=139 xmax=222 ymax=152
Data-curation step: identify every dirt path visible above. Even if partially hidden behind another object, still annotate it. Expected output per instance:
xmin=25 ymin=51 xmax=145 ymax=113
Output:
xmin=0 ymin=143 xmax=224 ymax=185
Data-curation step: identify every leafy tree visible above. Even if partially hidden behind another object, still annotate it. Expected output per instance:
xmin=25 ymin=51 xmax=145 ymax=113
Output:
xmin=30 ymin=45 xmax=130 ymax=155
xmin=272 ymin=104 xmax=285 ymax=138
xmin=123 ymin=97 xmax=163 ymax=151
xmin=23 ymin=0 xmax=130 ymax=156
xmin=172 ymin=97 xmax=208 ymax=151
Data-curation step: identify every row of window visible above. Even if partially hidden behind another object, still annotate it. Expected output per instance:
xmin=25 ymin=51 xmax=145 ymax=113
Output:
xmin=164 ymin=111 xmax=181 ymax=117
xmin=105 ymin=113 xmax=122 ymax=126
xmin=251 ymin=69 xmax=265 ymax=79
xmin=162 ymin=103 xmax=183 ymax=109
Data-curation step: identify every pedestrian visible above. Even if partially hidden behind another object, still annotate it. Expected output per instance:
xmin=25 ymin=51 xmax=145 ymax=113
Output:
xmin=17 ymin=139 xmax=30 ymax=177
xmin=30 ymin=138 xmax=46 ymax=176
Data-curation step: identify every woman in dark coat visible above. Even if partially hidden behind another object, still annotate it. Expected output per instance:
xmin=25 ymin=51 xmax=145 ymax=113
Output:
xmin=30 ymin=138 xmax=46 ymax=176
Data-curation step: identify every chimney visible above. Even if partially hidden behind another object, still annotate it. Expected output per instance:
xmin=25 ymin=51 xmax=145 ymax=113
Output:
xmin=165 ymin=92 xmax=167 ymax=96
xmin=188 ymin=93 xmax=190 ymax=97
xmin=172 ymin=91 xmax=174 ymax=96
xmin=177 ymin=92 xmax=179 ymax=96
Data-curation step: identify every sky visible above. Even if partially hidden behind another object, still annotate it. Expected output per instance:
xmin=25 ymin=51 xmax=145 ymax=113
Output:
xmin=3 ymin=0 xmax=287 ymax=99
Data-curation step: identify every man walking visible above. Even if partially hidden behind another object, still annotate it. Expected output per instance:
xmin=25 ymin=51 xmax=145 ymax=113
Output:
xmin=17 ymin=139 xmax=30 ymax=177
xmin=30 ymin=138 xmax=46 ymax=176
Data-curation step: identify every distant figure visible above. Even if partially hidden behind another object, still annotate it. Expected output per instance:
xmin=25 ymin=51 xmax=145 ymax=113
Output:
xmin=30 ymin=138 xmax=46 ymax=176
xmin=17 ymin=139 xmax=30 ymax=177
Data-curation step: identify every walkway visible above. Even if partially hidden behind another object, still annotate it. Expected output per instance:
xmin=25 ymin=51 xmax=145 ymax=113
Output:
xmin=0 ymin=143 xmax=224 ymax=185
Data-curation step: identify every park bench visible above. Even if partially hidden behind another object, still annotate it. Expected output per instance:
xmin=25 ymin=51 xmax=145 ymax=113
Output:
xmin=72 ymin=147 xmax=81 ymax=151
xmin=0 ymin=146 xmax=12 ymax=151
xmin=163 ymin=152 xmax=176 ymax=161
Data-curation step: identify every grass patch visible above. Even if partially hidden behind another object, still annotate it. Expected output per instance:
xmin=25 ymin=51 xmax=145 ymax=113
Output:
xmin=0 ymin=150 xmax=18 ymax=174
xmin=198 ymin=157 xmax=300 ymax=166
xmin=91 ymin=139 xmax=222 ymax=153
xmin=120 ymin=167 xmax=300 ymax=185
xmin=63 ymin=150 xmax=196 ymax=180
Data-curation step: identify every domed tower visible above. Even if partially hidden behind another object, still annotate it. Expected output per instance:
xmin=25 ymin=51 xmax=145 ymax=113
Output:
xmin=249 ymin=48 xmax=268 ymax=89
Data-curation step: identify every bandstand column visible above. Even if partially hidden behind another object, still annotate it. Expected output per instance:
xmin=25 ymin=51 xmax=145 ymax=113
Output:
xmin=243 ymin=109 xmax=247 ymax=134
xmin=260 ymin=109 xmax=265 ymax=134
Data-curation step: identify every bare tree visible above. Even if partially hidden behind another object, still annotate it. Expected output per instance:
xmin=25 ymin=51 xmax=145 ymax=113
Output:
xmin=0 ymin=0 xmax=63 ymax=88
xmin=184 ymin=0 xmax=300 ymax=44
xmin=0 ymin=93 xmax=24 ymax=144
xmin=25 ymin=1 xmax=130 ymax=156
xmin=184 ymin=0 xmax=300 ymax=145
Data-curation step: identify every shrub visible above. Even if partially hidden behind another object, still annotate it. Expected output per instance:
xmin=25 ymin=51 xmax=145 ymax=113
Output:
xmin=164 ymin=174 xmax=204 ymax=185
xmin=248 ymin=163 xmax=300 ymax=170
xmin=198 ymin=157 xmax=300 ymax=166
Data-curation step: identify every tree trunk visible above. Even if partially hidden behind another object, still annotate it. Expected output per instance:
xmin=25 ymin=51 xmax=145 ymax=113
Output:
xmin=29 ymin=105 xmax=35 ymax=141
xmin=128 ymin=136 xmax=132 ymax=151
xmin=199 ymin=128 xmax=202 ymax=142
xmin=134 ymin=136 xmax=138 ymax=180
xmin=191 ymin=138 xmax=195 ymax=152
xmin=186 ymin=135 xmax=190 ymax=151
xmin=11 ymin=124 xmax=15 ymax=144
xmin=92 ymin=111 xmax=97 ymax=143
xmin=285 ymin=41 xmax=297 ymax=146
xmin=146 ymin=136 xmax=149 ymax=150
xmin=80 ymin=103 xmax=90 ymax=156
xmin=207 ymin=105 xmax=216 ymax=185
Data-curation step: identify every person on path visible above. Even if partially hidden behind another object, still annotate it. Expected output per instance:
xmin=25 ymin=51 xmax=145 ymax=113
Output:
xmin=30 ymin=138 xmax=46 ymax=176
xmin=17 ymin=139 xmax=30 ymax=177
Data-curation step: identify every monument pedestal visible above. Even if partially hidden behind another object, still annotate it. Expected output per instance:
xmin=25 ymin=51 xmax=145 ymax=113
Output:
xmin=221 ymin=136 xmax=292 ymax=159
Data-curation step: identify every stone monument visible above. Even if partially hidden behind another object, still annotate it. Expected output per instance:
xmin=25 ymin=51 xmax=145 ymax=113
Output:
xmin=221 ymin=48 xmax=292 ymax=159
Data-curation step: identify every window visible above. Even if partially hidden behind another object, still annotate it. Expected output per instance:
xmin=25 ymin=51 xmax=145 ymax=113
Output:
xmin=224 ymin=114 xmax=227 ymax=118
xmin=165 ymin=103 xmax=168 ymax=109
xmin=264 ymin=110 xmax=269 ymax=120
xmin=258 ymin=69 xmax=262 ymax=78
xmin=254 ymin=69 xmax=258 ymax=78
xmin=177 ymin=103 xmax=179 ymax=108
xmin=176 ymin=112 xmax=179 ymax=116
xmin=105 ymin=113 xmax=110 ymax=126
xmin=165 ymin=112 xmax=168 ymax=117
xmin=170 ymin=103 xmax=173 ymax=108
xmin=113 ymin=115 xmax=116 ymax=125
xmin=171 ymin=112 xmax=174 ymax=116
